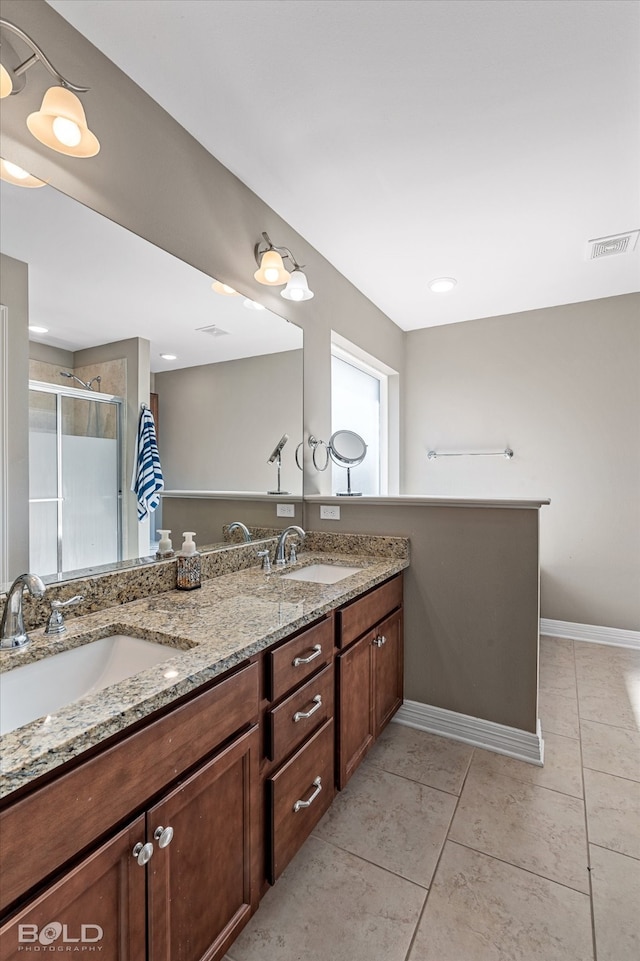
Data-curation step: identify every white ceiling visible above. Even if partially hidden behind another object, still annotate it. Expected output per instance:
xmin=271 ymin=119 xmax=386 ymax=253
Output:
xmin=48 ymin=0 xmax=640 ymax=331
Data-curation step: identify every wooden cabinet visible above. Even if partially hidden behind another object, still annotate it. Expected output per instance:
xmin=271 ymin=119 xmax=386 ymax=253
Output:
xmin=0 ymin=571 xmax=404 ymax=960
xmin=147 ymin=726 xmax=259 ymax=961
xmin=264 ymin=615 xmax=336 ymax=883
xmin=0 ymin=817 xmax=146 ymax=961
xmin=0 ymin=663 xmax=260 ymax=961
xmin=1 ymin=728 xmax=258 ymax=961
xmin=336 ymin=575 xmax=404 ymax=788
xmin=268 ymin=720 xmax=334 ymax=882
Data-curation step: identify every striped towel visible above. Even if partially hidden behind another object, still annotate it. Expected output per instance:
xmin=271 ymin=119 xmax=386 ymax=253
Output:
xmin=131 ymin=405 xmax=164 ymax=520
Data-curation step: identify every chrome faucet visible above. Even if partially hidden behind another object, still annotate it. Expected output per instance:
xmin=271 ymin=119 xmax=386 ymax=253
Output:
xmin=0 ymin=573 xmax=46 ymax=650
xmin=274 ymin=526 xmax=305 ymax=567
xmin=228 ymin=521 xmax=252 ymax=543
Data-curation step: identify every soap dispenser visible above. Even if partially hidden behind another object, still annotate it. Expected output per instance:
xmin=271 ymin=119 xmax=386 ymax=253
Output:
xmin=176 ymin=531 xmax=201 ymax=590
xmin=156 ymin=530 xmax=174 ymax=559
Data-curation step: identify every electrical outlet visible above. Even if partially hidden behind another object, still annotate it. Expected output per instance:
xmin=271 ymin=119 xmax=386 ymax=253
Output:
xmin=320 ymin=505 xmax=341 ymax=521
xmin=277 ymin=503 xmax=295 ymax=518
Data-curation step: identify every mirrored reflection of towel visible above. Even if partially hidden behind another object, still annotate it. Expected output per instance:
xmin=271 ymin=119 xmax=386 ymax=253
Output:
xmin=131 ymin=405 xmax=164 ymax=520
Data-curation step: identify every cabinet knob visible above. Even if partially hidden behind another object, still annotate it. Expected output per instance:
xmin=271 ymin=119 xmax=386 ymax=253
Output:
xmin=154 ymin=825 xmax=174 ymax=848
xmin=292 ymin=644 xmax=322 ymax=667
xmin=132 ymin=841 xmax=154 ymax=866
xmin=372 ymin=634 xmax=387 ymax=647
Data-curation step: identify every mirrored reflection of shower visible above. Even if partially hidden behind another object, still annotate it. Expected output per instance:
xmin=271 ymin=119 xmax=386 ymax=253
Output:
xmin=29 ymin=379 xmax=123 ymax=576
xmin=60 ymin=371 xmax=103 ymax=436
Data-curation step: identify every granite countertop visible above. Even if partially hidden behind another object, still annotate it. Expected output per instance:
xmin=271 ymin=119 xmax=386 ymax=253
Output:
xmin=0 ymin=551 xmax=408 ymax=799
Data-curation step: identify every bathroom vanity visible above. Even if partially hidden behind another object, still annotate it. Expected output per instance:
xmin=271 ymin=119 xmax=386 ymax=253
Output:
xmin=0 ymin=544 xmax=407 ymax=960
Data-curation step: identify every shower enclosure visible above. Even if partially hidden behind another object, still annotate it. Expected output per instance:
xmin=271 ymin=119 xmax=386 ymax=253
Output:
xmin=28 ymin=380 xmax=123 ymax=577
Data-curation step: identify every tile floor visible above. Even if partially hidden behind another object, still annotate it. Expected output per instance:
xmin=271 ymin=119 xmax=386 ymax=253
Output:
xmin=226 ymin=637 xmax=640 ymax=961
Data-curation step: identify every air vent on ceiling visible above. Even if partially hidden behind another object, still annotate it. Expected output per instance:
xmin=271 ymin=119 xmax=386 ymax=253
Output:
xmin=587 ymin=230 xmax=639 ymax=260
xmin=196 ymin=324 xmax=230 ymax=337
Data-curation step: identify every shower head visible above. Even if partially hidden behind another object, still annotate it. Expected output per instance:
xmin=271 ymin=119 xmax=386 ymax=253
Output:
xmin=59 ymin=371 xmax=100 ymax=391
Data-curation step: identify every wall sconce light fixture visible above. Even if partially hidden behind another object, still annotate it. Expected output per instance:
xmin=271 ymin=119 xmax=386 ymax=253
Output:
xmin=0 ymin=18 xmax=100 ymax=158
xmin=0 ymin=157 xmax=45 ymax=187
xmin=254 ymin=231 xmax=314 ymax=301
xmin=211 ymin=280 xmax=239 ymax=296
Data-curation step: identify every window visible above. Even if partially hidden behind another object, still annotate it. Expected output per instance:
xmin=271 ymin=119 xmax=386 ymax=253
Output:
xmin=331 ymin=336 xmax=396 ymax=495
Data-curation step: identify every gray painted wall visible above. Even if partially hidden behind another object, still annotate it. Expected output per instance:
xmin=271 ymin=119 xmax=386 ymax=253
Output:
xmin=403 ymin=294 xmax=640 ymax=631
xmin=306 ymin=501 xmax=540 ymax=733
xmin=0 ymin=255 xmax=29 ymax=575
xmin=155 ymin=350 xmax=303 ymax=493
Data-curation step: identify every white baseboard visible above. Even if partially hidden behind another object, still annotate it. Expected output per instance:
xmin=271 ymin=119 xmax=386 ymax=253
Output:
xmin=393 ymin=700 xmax=544 ymax=766
xmin=540 ymin=618 xmax=640 ymax=651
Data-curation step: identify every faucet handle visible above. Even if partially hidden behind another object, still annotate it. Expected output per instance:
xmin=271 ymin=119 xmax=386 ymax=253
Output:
xmin=256 ymin=550 xmax=272 ymax=573
xmin=45 ymin=595 xmax=84 ymax=636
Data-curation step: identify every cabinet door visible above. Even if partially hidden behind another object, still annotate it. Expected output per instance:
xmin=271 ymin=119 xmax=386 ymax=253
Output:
xmin=336 ymin=632 xmax=375 ymax=789
xmin=373 ymin=608 xmax=404 ymax=736
xmin=147 ymin=725 xmax=259 ymax=961
xmin=0 ymin=816 xmax=146 ymax=961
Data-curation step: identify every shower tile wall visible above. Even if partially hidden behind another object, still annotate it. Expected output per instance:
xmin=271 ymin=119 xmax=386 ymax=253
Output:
xmin=29 ymin=358 xmax=126 ymax=438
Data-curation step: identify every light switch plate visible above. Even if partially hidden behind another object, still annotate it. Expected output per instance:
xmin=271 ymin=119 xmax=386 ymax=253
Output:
xmin=277 ymin=503 xmax=295 ymax=517
xmin=320 ymin=505 xmax=341 ymax=520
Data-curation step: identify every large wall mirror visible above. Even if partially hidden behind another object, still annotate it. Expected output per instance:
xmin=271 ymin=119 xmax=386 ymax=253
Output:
xmin=0 ymin=180 xmax=303 ymax=584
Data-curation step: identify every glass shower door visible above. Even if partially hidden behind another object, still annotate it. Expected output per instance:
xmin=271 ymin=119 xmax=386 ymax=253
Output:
xmin=28 ymin=389 xmax=59 ymax=575
xmin=60 ymin=393 xmax=120 ymax=573
xmin=29 ymin=385 xmax=122 ymax=577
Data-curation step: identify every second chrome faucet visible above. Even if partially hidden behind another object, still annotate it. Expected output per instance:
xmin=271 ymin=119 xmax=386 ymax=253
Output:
xmin=274 ymin=526 xmax=306 ymax=567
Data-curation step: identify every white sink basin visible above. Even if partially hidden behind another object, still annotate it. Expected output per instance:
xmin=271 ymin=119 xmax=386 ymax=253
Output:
xmin=0 ymin=635 xmax=179 ymax=736
xmin=281 ymin=564 xmax=363 ymax=584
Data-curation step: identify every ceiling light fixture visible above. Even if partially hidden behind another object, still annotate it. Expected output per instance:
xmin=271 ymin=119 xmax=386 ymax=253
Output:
xmin=0 ymin=157 xmax=45 ymax=187
xmin=160 ymin=353 xmax=177 ymax=361
xmin=28 ymin=324 xmax=49 ymax=334
xmin=0 ymin=18 xmax=100 ymax=157
xmin=254 ymin=231 xmax=314 ymax=301
xmin=211 ymin=280 xmax=239 ymax=296
xmin=428 ymin=277 xmax=457 ymax=293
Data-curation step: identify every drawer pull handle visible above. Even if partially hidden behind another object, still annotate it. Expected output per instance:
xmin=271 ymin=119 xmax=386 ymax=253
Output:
xmin=154 ymin=825 xmax=174 ymax=848
xmin=373 ymin=635 xmax=387 ymax=648
xmin=132 ymin=842 xmax=154 ymax=866
xmin=293 ymin=694 xmax=322 ymax=723
xmin=292 ymin=644 xmax=322 ymax=667
xmin=293 ymin=776 xmax=322 ymax=812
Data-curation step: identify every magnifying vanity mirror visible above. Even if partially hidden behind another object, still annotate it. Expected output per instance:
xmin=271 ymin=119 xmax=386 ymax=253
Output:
xmin=0 ymin=180 xmax=304 ymax=584
xmin=310 ymin=430 xmax=368 ymax=496
xmin=330 ymin=430 xmax=367 ymax=496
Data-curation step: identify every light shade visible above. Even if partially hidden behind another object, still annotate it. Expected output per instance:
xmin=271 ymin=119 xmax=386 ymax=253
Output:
xmin=211 ymin=280 xmax=239 ymax=296
xmin=0 ymin=158 xmax=45 ymax=188
xmin=254 ymin=249 xmax=290 ymax=286
xmin=0 ymin=62 xmax=12 ymax=98
xmin=281 ymin=269 xmax=314 ymax=301
xmin=27 ymin=86 xmax=100 ymax=157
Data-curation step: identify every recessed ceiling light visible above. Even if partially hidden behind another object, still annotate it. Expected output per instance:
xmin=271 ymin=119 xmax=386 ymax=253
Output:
xmin=28 ymin=324 xmax=49 ymax=334
xmin=243 ymin=299 xmax=265 ymax=310
xmin=160 ymin=353 xmax=177 ymax=360
xmin=428 ymin=277 xmax=457 ymax=293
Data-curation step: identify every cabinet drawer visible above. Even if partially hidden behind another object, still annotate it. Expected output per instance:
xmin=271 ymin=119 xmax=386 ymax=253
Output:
xmin=267 ymin=719 xmax=335 ymax=882
xmin=0 ymin=660 xmax=259 ymax=914
xmin=267 ymin=616 xmax=333 ymax=701
xmin=338 ymin=574 xmax=403 ymax=649
xmin=267 ymin=662 xmax=334 ymax=763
